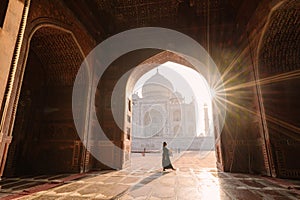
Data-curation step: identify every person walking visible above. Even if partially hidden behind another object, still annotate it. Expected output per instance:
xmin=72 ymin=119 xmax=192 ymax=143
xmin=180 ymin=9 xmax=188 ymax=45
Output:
xmin=142 ymin=147 xmax=146 ymax=156
xmin=162 ymin=142 xmax=175 ymax=171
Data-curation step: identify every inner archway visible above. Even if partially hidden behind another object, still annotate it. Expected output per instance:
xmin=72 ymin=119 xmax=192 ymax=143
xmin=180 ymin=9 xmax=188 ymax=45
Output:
xmin=129 ymin=61 xmax=216 ymax=170
xmin=107 ymin=50 xmax=224 ymax=170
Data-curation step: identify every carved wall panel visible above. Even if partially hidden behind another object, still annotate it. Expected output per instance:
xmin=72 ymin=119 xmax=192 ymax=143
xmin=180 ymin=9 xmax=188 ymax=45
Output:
xmin=258 ymin=0 xmax=300 ymax=178
xmin=260 ymin=1 xmax=300 ymax=76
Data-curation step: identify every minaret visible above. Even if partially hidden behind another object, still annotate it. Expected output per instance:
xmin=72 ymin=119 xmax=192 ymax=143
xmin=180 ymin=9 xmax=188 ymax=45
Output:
xmin=204 ymin=103 xmax=209 ymax=136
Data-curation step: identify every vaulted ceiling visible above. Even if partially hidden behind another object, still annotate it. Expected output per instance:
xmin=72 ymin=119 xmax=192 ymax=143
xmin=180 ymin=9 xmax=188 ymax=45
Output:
xmin=63 ymin=0 xmax=260 ymax=41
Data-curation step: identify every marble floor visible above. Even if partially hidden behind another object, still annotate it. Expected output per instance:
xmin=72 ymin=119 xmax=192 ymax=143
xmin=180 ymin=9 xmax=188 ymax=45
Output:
xmin=1 ymin=151 xmax=300 ymax=200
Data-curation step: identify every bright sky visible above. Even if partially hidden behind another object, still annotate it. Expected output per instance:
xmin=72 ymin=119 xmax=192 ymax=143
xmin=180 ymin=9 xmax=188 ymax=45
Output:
xmin=133 ymin=61 xmax=213 ymax=135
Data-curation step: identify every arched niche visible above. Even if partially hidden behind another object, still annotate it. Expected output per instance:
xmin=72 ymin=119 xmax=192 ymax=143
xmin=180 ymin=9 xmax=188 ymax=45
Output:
xmin=258 ymin=0 xmax=300 ymax=178
xmin=3 ymin=25 xmax=89 ymax=176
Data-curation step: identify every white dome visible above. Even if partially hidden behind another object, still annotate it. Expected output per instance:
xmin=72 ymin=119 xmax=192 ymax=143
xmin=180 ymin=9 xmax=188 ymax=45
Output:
xmin=170 ymin=91 xmax=184 ymax=104
xmin=142 ymin=70 xmax=174 ymax=98
xmin=172 ymin=91 xmax=183 ymax=99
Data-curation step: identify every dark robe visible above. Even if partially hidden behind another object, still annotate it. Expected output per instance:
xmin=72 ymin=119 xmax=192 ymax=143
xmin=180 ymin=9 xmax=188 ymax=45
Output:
xmin=162 ymin=146 xmax=174 ymax=170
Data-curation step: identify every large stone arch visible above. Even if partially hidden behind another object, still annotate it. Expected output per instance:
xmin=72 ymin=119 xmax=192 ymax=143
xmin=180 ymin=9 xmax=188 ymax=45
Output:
xmin=3 ymin=24 xmax=90 ymax=176
xmin=91 ymin=49 xmax=222 ymax=169
xmin=126 ymin=51 xmax=216 ymax=155
xmin=258 ymin=0 xmax=300 ymax=178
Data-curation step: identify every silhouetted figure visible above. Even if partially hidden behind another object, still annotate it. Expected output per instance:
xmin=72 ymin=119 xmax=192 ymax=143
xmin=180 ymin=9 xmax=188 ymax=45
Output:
xmin=162 ymin=142 xmax=175 ymax=171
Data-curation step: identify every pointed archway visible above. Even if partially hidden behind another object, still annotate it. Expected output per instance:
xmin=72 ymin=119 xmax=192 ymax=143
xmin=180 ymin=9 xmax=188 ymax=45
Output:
xmin=3 ymin=26 xmax=88 ymax=176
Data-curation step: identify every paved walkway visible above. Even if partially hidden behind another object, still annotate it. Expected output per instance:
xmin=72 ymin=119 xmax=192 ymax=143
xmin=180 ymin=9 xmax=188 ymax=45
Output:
xmin=1 ymin=151 xmax=300 ymax=199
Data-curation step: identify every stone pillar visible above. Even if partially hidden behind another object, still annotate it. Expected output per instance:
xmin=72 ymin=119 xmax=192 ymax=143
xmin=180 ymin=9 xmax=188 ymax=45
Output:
xmin=0 ymin=0 xmax=28 ymax=178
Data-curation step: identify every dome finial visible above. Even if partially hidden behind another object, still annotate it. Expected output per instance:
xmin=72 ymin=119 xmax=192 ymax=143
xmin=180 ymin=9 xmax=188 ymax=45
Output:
xmin=156 ymin=67 xmax=159 ymax=74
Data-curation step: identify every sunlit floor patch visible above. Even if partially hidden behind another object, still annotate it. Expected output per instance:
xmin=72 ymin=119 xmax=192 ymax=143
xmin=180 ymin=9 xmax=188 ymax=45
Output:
xmin=3 ymin=151 xmax=300 ymax=200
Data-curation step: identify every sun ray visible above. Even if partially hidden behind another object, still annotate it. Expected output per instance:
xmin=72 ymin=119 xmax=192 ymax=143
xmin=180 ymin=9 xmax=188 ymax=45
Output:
xmin=222 ymin=120 xmax=238 ymax=145
xmin=217 ymin=93 xmax=254 ymax=100
xmin=222 ymin=69 xmax=300 ymax=92
xmin=212 ymin=97 xmax=228 ymax=130
xmin=214 ymin=68 xmax=247 ymax=91
xmin=215 ymin=95 xmax=257 ymax=116
xmin=213 ymin=96 xmax=227 ymax=111
xmin=264 ymin=115 xmax=300 ymax=135
xmin=212 ymin=46 xmax=250 ymax=89
xmin=215 ymin=95 xmax=300 ymax=140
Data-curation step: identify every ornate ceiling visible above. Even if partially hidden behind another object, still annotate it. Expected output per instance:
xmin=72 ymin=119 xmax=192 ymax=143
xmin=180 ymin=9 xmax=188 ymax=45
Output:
xmin=259 ymin=0 xmax=300 ymax=76
xmin=27 ymin=0 xmax=262 ymax=86
xmin=64 ymin=0 xmax=257 ymax=40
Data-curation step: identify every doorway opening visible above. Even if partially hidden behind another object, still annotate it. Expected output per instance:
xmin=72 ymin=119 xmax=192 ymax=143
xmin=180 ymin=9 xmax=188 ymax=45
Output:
xmin=84 ymin=48 xmax=225 ymax=172
xmin=128 ymin=60 xmax=217 ymax=170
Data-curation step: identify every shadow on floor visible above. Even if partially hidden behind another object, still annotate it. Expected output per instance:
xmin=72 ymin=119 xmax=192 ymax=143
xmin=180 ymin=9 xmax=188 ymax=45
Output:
xmin=129 ymin=171 xmax=170 ymax=192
